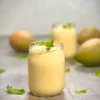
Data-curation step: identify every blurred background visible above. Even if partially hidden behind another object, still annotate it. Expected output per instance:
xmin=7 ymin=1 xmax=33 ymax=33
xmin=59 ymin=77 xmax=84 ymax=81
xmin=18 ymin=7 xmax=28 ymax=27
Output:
xmin=0 ymin=0 xmax=100 ymax=36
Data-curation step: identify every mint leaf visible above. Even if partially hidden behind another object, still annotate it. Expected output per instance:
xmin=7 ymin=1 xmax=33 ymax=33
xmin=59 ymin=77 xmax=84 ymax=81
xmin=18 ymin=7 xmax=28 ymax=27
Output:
xmin=65 ymin=68 xmax=70 ymax=72
xmin=49 ymin=39 xmax=54 ymax=47
xmin=63 ymin=22 xmax=73 ymax=29
xmin=7 ymin=85 xmax=25 ymax=95
xmin=16 ymin=55 xmax=27 ymax=59
xmin=75 ymin=89 xmax=86 ymax=94
xmin=95 ymin=70 xmax=100 ymax=77
xmin=38 ymin=41 xmax=45 ymax=45
xmin=45 ymin=39 xmax=54 ymax=50
xmin=0 ymin=68 xmax=5 ymax=73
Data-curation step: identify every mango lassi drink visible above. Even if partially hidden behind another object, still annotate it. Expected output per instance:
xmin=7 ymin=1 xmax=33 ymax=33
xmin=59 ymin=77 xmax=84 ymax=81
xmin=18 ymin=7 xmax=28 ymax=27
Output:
xmin=52 ymin=23 xmax=77 ymax=58
xmin=28 ymin=39 xmax=65 ymax=96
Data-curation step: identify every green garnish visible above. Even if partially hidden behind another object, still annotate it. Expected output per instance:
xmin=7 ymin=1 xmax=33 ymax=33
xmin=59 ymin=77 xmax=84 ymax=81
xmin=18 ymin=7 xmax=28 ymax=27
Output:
xmin=6 ymin=85 xmax=25 ymax=95
xmin=95 ymin=70 xmax=100 ymax=77
xmin=65 ymin=68 xmax=70 ymax=72
xmin=38 ymin=40 xmax=45 ymax=45
xmin=75 ymin=89 xmax=86 ymax=94
xmin=45 ymin=39 xmax=54 ymax=50
xmin=63 ymin=22 xmax=73 ymax=29
xmin=0 ymin=68 xmax=5 ymax=73
xmin=38 ymin=39 xmax=54 ymax=50
xmin=16 ymin=55 xmax=27 ymax=59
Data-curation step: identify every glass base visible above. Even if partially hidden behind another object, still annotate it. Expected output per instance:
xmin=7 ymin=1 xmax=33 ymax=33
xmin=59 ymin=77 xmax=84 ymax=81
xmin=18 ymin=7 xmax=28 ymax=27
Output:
xmin=29 ymin=91 xmax=63 ymax=97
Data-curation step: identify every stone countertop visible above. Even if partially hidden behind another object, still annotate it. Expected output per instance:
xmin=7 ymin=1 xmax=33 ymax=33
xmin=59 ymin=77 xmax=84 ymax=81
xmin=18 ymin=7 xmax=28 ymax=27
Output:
xmin=0 ymin=36 xmax=100 ymax=100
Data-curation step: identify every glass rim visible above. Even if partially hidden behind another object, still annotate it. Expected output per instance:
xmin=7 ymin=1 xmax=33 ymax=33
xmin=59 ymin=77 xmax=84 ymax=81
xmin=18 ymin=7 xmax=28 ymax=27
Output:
xmin=29 ymin=40 xmax=63 ymax=52
xmin=52 ymin=23 xmax=62 ymax=28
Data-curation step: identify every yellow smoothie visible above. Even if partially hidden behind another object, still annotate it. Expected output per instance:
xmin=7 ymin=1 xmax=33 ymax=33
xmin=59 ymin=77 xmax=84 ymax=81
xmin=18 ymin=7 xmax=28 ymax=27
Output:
xmin=52 ymin=23 xmax=77 ymax=58
xmin=28 ymin=41 xmax=65 ymax=96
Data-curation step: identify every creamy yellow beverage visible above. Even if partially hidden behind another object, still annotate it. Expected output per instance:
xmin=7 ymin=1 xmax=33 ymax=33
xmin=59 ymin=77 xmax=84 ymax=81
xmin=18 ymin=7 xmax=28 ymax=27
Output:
xmin=28 ymin=40 xmax=65 ymax=96
xmin=52 ymin=23 xmax=77 ymax=58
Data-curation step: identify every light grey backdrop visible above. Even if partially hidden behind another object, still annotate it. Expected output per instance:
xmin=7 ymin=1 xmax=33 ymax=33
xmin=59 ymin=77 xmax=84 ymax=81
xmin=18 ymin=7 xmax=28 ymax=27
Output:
xmin=0 ymin=0 xmax=100 ymax=36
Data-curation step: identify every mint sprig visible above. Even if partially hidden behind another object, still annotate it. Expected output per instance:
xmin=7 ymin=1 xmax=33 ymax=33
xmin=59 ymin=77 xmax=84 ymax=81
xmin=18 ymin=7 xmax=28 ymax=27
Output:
xmin=45 ymin=39 xmax=54 ymax=50
xmin=7 ymin=85 xmax=25 ymax=95
xmin=38 ymin=40 xmax=45 ymax=45
xmin=63 ymin=22 xmax=73 ymax=29
xmin=39 ymin=39 xmax=54 ymax=50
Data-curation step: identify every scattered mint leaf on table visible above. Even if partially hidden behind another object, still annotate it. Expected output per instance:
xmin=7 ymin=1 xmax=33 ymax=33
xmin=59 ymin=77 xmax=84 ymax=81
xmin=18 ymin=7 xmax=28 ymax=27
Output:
xmin=65 ymin=68 xmax=70 ymax=72
xmin=16 ymin=55 xmax=27 ymax=59
xmin=0 ymin=68 xmax=5 ymax=73
xmin=95 ymin=70 xmax=100 ymax=77
xmin=75 ymin=89 xmax=86 ymax=94
xmin=7 ymin=85 xmax=25 ymax=95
